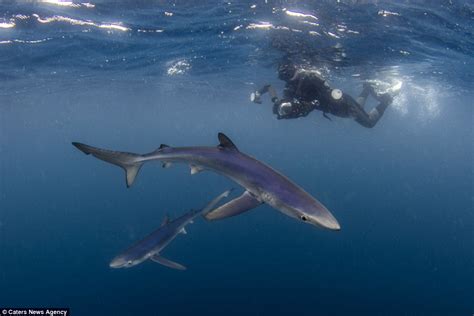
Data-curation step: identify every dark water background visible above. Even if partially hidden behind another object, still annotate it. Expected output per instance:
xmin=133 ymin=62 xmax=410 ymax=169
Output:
xmin=1 ymin=1 xmax=473 ymax=315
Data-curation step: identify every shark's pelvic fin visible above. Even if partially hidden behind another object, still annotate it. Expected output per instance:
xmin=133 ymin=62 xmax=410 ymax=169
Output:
xmin=150 ymin=255 xmax=186 ymax=270
xmin=159 ymin=144 xmax=170 ymax=149
xmin=190 ymin=165 xmax=204 ymax=175
xmin=72 ymin=142 xmax=143 ymax=188
xmin=160 ymin=214 xmax=170 ymax=227
xmin=204 ymin=190 xmax=261 ymax=220
xmin=162 ymin=162 xmax=173 ymax=168
xmin=180 ymin=227 xmax=187 ymax=235
xmin=217 ymin=132 xmax=238 ymax=151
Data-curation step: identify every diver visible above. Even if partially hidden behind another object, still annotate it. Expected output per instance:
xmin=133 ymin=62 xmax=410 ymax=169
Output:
xmin=250 ymin=62 xmax=395 ymax=128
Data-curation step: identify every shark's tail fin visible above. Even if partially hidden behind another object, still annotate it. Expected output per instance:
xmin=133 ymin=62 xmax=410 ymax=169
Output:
xmin=72 ymin=142 xmax=144 ymax=188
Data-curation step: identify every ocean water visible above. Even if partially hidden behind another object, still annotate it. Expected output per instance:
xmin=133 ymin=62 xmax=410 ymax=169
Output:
xmin=0 ymin=1 xmax=473 ymax=315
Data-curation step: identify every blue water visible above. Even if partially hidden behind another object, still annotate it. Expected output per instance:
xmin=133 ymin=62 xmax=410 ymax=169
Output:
xmin=1 ymin=1 xmax=473 ymax=315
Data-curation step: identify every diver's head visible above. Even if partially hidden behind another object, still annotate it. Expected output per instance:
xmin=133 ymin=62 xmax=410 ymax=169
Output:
xmin=278 ymin=63 xmax=297 ymax=81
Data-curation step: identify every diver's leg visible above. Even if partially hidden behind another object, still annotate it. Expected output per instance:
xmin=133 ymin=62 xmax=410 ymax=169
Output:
xmin=354 ymin=99 xmax=391 ymax=128
xmin=344 ymin=93 xmax=377 ymax=128
xmin=356 ymin=83 xmax=371 ymax=108
xmin=353 ymin=107 xmax=374 ymax=128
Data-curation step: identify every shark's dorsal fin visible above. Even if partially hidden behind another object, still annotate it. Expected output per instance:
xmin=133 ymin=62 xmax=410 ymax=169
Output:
xmin=217 ymin=133 xmax=238 ymax=151
xmin=160 ymin=214 xmax=170 ymax=227
xmin=159 ymin=144 xmax=170 ymax=149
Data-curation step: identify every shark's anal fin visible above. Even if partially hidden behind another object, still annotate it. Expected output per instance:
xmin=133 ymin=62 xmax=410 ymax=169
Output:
xmin=217 ymin=133 xmax=238 ymax=151
xmin=150 ymin=255 xmax=186 ymax=270
xmin=180 ymin=227 xmax=187 ymax=235
xmin=204 ymin=190 xmax=261 ymax=220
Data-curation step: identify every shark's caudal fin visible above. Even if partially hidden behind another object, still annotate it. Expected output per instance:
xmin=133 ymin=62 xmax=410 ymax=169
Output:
xmin=204 ymin=190 xmax=262 ymax=220
xmin=150 ymin=254 xmax=186 ymax=270
xmin=72 ymin=142 xmax=144 ymax=188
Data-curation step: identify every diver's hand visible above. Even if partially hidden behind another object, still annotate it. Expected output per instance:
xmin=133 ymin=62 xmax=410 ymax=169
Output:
xmin=250 ymin=91 xmax=262 ymax=104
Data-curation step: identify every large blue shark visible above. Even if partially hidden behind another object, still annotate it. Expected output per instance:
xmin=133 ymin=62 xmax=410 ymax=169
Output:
xmin=109 ymin=190 xmax=231 ymax=270
xmin=72 ymin=133 xmax=340 ymax=230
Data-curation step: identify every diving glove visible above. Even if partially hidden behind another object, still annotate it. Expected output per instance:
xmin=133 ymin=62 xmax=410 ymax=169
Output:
xmin=250 ymin=91 xmax=262 ymax=104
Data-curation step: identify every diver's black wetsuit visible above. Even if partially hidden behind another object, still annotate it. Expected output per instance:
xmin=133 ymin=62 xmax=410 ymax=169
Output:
xmin=253 ymin=64 xmax=392 ymax=128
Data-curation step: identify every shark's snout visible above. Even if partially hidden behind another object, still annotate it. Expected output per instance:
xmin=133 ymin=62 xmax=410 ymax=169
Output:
xmin=109 ymin=256 xmax=131 ymax=269
xmin=293 ymin=199 xmax=341 ymax=231
xmin=314 ymin=214 xmax=341 ymax=231
xmin=109 ymin=259 xmax=124 ymax=269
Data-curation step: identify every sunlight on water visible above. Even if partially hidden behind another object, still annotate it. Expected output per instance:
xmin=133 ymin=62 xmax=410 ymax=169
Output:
xmin=32 ymin=13 xmax=129 ymax=32
xmin=167 ymin=59 xmax=192 ymax=76
xmin=378 ymin=10 xmax=401 ymax=17
xmin=0 ymin=20 xmax=15 ymax=28
xmin=39 ymin=0 xmax=95 ymax=8
xmin=246 ymin=22 xmax=274 ymax=30
xmin=284 ymin=9 xmax=318 ymax=21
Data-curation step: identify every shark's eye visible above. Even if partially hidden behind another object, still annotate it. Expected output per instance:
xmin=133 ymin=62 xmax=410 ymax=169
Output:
xmin=300 ymin=215 xmax=308 ymax=222
xmin=127 ymin=260 xmax=133 ymax=265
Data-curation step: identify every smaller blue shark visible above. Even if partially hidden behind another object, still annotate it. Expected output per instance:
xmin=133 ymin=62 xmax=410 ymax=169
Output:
xmin=109 ymin=190 xmax=231 ymax=270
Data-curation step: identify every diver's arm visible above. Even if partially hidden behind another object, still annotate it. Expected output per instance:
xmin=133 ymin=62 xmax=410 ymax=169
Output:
xmin=290 ymin=69 xmax=305 ymax=81
xmin=265 ymin=85 xmax=279 ymax=102
xmin=289 ymin=70 xmax=307 ymax=96
xmin=356 ymin=83 xmax=371 ymax=108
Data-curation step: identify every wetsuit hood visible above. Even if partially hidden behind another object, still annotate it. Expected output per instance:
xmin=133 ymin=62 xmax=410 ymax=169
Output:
xmin=278 ymin=63 xmax=296 ymax=81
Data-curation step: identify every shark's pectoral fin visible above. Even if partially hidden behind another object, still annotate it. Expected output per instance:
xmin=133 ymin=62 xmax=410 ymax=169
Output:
xmin=150 ymin=255 xmax=186 ymax=270
xmin=204 ymin=191 xmax=262 ymax=221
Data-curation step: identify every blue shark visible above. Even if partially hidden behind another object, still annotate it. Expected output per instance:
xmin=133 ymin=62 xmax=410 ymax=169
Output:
xmin=109 ymin=190 xmax=231 ymax=270
xmin=72 ymin=133 xmax=340 ymax=230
